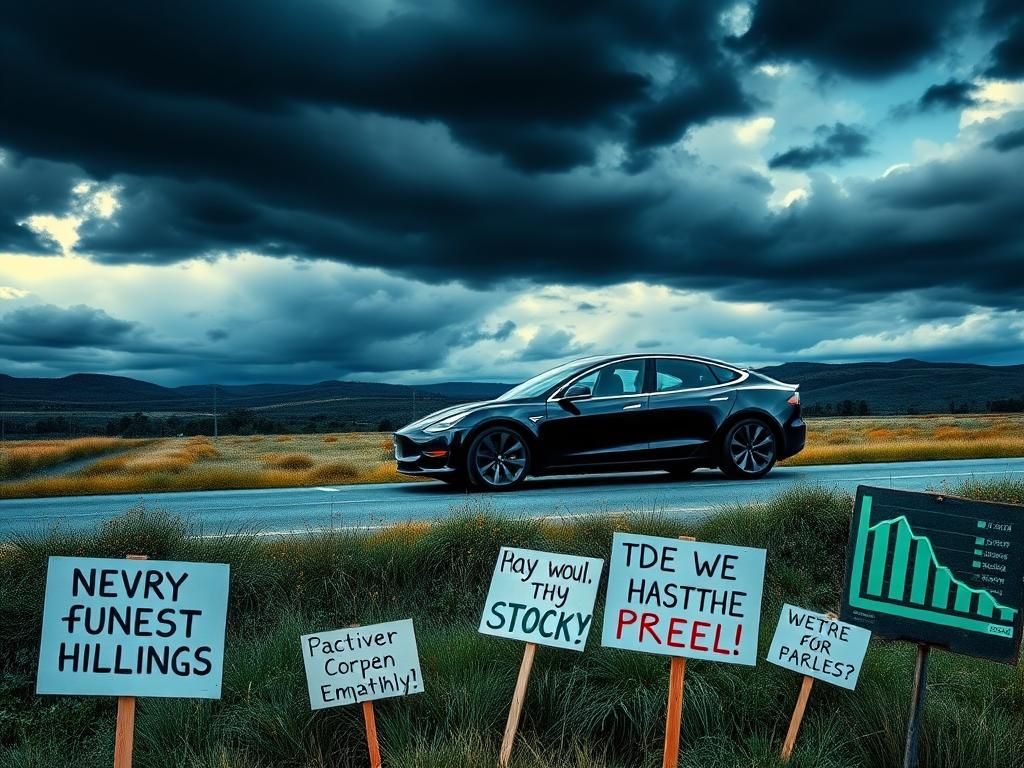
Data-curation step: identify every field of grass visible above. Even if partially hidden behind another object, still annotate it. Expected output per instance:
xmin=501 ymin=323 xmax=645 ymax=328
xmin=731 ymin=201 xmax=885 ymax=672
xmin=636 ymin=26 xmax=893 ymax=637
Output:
xmin=0 ymin=433 xmax=403 ymax=498
xmin=2 ymin=414 xmax=1024 ymax=498
xmin=2 ymin=480 xmax=1024 ymax=767
xmin=783 ymin=414 xmax=1024 ymax=466
xmin=0 ymin=437 xmax=148 ymax=482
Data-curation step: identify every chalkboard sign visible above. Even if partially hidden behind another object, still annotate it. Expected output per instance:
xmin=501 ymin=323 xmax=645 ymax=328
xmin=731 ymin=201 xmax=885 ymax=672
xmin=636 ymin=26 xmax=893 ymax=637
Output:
xmin=840 ymin=486 xmax=1024 ymax=664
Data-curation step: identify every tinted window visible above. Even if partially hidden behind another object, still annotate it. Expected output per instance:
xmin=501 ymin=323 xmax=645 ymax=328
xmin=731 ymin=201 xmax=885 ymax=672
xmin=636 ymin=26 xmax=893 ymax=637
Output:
xmin=709 ymin=364 xmax=742 ymax=383
xmin=574 ymin=359 xmax=644 ymax=397
xmin=655 ymin=359 xmax=717 ymax=392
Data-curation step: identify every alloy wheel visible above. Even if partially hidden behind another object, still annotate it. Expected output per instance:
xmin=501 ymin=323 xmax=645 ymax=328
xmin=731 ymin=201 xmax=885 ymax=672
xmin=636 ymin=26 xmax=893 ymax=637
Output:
xmin=727 ymin=421 xmax=776 ymax=475
xmin=471 ymin=428 xmax=528 ymax=488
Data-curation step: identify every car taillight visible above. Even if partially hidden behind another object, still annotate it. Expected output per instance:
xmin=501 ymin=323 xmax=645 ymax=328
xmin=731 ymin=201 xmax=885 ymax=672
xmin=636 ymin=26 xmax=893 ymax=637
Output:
xmin=787 ymin=392 xmax=800 ymax=406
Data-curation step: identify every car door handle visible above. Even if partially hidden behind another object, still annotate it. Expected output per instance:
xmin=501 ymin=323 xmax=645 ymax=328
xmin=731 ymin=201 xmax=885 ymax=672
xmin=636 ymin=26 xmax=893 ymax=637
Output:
xmin=709 ymin=396 xmax=729 ymax=402
xmin=622 ymin=402 xmax=643 ymax=410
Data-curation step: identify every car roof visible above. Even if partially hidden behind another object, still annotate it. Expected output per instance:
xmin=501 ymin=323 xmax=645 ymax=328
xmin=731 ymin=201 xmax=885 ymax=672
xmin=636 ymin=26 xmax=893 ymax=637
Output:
xmin=571 ymin=352 xmax=746 ymax=370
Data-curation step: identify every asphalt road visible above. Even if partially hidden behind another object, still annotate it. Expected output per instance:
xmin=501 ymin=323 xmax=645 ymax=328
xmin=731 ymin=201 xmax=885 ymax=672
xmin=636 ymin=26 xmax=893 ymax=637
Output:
xmin=2 ymin=457 xmax=1023 ymax=539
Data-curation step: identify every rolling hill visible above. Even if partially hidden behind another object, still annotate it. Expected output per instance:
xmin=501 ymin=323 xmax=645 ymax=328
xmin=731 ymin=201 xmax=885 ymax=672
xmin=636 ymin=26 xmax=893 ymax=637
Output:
xmin=2 ymin=359 xmax=1023 ymax=437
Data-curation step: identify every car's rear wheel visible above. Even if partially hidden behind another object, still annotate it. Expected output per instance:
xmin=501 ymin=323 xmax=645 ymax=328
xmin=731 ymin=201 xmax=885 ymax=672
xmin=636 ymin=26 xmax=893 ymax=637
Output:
xmin=719 ymin=418 xmax=777 ymax=479
xmin=466 ymin=426 xmax=530 ymax=490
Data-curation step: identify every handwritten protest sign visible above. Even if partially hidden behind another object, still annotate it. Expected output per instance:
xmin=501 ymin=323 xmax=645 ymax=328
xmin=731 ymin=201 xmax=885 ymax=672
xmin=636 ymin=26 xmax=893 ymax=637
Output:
xmin=768 ymin=604 xmax=871 ymax=690
xmin=36 ymin=556 xmax=230 ymax=698
xmin=301 ymin=619 xmax=423 ymax=710
xmin=600 ymin=532 xmax=766 ymax=665
xmin=479 ymin=547 xmax=604 ymax=650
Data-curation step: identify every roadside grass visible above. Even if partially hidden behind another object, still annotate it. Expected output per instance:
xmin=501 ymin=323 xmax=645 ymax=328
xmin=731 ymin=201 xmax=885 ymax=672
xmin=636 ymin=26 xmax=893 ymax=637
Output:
xmin=0 ymin=434 xmax=407 ymax=498
xmin=2 ymin=481 xmax=1023 ymax=767
xmin=3 ymin=414 xmax=1024 ymax=498
xmin=0 ymin=437 xmax=142 ymax=481
xmin=782 ymin=413 xmax=1024 ymax=466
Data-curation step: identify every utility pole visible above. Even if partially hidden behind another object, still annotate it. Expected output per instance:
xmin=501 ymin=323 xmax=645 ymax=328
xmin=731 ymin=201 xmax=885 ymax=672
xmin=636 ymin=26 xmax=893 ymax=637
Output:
xmin=212 ymin=384 xmax=218 ymax=439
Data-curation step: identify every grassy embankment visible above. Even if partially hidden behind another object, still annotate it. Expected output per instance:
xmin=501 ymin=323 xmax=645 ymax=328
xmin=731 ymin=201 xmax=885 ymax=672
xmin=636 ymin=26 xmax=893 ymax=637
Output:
xmin=2 ymin=480 xmax=1024 ymax=767
xmin=2 ymin=414 xmax=1024 ymax=498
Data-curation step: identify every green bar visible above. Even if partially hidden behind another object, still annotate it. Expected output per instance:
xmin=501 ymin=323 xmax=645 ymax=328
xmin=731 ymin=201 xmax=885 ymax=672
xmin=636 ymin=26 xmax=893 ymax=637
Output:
xmin=974 ymin=549 xmax=983 ymax=556
xmin=976 ymin=536 xmax=985 ymax=546
xmin=973 ymin=560 xmax=982 ymax=568
xmin=999 ymin=607 xmax=1016 ymax=622
xmin=909 ymin=539 xmax=932 ymax=604
xmin=867 ymin=522 xmax=891 ymax=596
xmin=977 ymin=593 xmax=994 ymax=618
xmin=932 ymin=569 xmax=951 ymax=609
xmin=954 ymin=584 xmax=972 ymax=613
xmin=978 ymin=520 xmax=987 ymax=528
xmin=887 ymin=522 xmax=913 ymax=601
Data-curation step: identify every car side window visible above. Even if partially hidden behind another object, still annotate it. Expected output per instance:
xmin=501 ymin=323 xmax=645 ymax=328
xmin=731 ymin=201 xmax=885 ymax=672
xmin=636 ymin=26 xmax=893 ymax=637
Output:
xmin=709 ymin=364 xmax=742 ymax=383
xmin=573 ymin=360 xmax=644 ymax=397
xmin=655 ymin=359 xmax=717 ymax=392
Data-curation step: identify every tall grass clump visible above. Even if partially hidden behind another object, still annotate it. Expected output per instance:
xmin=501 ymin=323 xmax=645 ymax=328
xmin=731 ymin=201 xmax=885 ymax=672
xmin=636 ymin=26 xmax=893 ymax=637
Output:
xmin=2 ymin=482 xmax=1024 ymax=767
xmin=0 ymin=437 xmax=137 ymax=480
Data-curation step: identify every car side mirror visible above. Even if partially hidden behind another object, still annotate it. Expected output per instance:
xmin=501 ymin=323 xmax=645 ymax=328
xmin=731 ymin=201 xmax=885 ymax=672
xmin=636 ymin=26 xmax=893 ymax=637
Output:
xmin=564 ymin=384 xmax=592 ymax=400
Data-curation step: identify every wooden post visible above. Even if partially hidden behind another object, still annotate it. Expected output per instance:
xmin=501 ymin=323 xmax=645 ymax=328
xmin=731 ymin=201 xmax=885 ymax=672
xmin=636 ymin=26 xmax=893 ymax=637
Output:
xmin=780 ymin=675 xmax=814 ymax=762
xmin=498 ymin=641 xmax=537 ymax=768
xmin=902 ymin=645 xmax=930 ymax=768
xmin=348 ymin=624 xmax=383 ymax=768
xmin=114 ymin=554 xmax=148 ymax=768
xmin=779 ymin=612 xmax=836 ymax=762
xmin=362 ymin=700 xmax=382 ymax=768
xmin=661 ymin=535 xmax=696 ymax=768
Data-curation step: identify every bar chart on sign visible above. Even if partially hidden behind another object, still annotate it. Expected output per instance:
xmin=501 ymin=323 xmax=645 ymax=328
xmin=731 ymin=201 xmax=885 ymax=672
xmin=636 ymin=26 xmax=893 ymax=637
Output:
xmin=842 ymin=486 xmax=1024 ymax=663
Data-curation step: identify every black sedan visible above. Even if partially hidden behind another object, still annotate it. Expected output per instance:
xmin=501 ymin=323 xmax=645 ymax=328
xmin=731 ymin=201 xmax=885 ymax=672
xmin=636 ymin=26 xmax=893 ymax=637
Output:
xmin=394 ymin=353 xmax=805 ymax=490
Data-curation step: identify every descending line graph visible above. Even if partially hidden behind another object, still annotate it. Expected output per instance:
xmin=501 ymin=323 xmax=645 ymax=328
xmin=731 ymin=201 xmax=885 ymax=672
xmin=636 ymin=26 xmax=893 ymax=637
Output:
xmin=849 ymin=494 xmax=1017 ymax=638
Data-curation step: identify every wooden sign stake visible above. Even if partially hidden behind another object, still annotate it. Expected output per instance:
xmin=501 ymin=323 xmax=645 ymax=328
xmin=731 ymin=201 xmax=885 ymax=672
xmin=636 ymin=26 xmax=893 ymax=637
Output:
xmin=902 ymin=644 xmax=930 ymax=768
xmin=113 ymin=554 xmax=148 ymax=768
xmin=779 ymin=674 xmax=814 ymax=762
xmin=779 ymin=612 xmax=837 ymax=762
xmin=362 ymin=700 xmax=382 ymax=768
xmin=348 ymin=624 xmax=383 ymax=768
xmin=661 ymin=535 xmax=696 ymax=768
xmin=498 ymin=641 xmax=537 ymax=768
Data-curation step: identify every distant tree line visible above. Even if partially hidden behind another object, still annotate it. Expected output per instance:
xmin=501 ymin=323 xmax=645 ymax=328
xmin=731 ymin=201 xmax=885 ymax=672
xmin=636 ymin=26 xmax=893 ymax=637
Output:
xmin=988 ymin=396 xmax=1024 ymax=413
xmin=0 ymin=410 xmax=397 ymax=438
xmin=802 ymin=400 xmax=871 ymax=417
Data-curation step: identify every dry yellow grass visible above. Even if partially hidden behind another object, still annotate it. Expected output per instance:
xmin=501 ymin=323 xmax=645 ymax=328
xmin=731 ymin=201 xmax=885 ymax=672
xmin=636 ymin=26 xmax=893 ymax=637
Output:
xmin=3 ymin=414 xmax=1023 ymax=498
xmin=0 ymin=437 xmax=148 ymax=480
xmin=0 ymin=432 xmax=407 ymax=498
xmin=782 ymin=413 xmax=1024 ymax=466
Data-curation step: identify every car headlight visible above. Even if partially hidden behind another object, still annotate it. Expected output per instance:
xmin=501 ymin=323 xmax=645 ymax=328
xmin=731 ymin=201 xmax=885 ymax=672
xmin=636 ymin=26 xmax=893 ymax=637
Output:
xmin=423 ymin=412 xmax=471 ymax=433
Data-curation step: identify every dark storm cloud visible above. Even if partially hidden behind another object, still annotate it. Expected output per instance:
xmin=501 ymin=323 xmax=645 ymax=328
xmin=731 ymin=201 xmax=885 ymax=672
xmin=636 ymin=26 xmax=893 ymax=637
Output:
xmin=987 ymin=127 xmax=1024 ymax=152
xmin=982 ymin=0 xmax=1024 ymax=78
xmin=768 ymin=124 xmax=870 ymax=169
xmin=0 ymin=0 xmax=757 ymax=178
xmin=0 ymin=304 xmax=138 ymax=348
xmin=0 ymin=0 xmax=1022 ymax=331
xmin=206 ymin=329 xmax=229 ymax=342
xmin=519 ymin=329 xmax=591 ymax=362
xmin=730 ymin=0 xmax=966 ymax=78
xmin=918 ymin=79 xmax=979 ymax=111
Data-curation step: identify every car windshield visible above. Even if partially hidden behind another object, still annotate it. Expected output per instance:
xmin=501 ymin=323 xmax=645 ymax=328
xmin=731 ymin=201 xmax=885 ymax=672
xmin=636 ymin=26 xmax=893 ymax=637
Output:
xmin=496 ymin=356 xmax=607 ymax=401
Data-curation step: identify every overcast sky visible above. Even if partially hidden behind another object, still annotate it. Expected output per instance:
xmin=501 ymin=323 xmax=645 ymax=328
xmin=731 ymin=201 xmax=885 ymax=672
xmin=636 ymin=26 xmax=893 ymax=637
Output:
xmin=2 ymin=0 xmax=1023 ymax=385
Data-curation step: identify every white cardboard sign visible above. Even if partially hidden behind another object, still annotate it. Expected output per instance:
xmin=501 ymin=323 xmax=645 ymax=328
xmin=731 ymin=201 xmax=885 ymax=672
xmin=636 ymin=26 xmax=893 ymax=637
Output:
xmin=301 ymin=619 xmax=423 ymax=710
xmin=766 ymin=604 xmax=871 ymax=690
xmin=36 ymin=556 xmax=230 ymax=699
xmin=479 ymin=547 xmax=604 ymax=650
xmin=601 ymin=532 xmax=766 ymax=665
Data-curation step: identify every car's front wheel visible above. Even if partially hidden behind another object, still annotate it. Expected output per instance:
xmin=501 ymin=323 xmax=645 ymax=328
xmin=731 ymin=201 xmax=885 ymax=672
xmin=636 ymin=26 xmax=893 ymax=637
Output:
xmin=719 ymin=418 xmax=777 ymax=479
xmin=466 ymin=426 xmax=530 ymax=490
